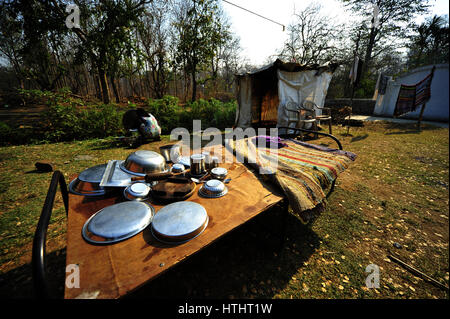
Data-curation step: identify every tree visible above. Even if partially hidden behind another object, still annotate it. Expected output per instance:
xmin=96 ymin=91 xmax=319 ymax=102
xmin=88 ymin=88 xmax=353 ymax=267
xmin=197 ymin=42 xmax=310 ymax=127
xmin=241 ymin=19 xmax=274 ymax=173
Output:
xmin=341 ymin=0 xmax=430 ymax=81
xmin=138 ymin=1 xmax=172 ymax=99
xmin=0 ymin=0 xmax=69 ymax=91
xmin=407 ymin=15 xmax=449 ymax=68
xmin=173 ymin=0 xmax=229 ymax=101
xmin=279 ymin=3 xmax=347 ymax=65
xmin=46 ymin=0 xmax=150 ymax=104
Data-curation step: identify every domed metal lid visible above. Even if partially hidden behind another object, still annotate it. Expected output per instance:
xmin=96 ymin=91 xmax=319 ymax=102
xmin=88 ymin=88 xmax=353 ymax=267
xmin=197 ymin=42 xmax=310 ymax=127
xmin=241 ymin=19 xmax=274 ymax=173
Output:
xmin=151 ymin=202 xmax=208 ymax=244
xmin=82 ymin=201 xmax=154 ymax=244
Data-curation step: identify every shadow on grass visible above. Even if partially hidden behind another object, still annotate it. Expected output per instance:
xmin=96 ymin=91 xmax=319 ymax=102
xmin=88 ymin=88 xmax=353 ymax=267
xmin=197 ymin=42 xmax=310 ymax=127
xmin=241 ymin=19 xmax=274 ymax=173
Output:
xmin=350 ymin=134 xmax=369 ymax=143
xmin=126 ymin=205 xmax=320 ymax=299
xmin=383 ymin=122 xmax=443 ymax=135
xmin=0 ymin=205 xmax=320 ymax=299
xmin=0 ymin=248 xmax=67 ymax=299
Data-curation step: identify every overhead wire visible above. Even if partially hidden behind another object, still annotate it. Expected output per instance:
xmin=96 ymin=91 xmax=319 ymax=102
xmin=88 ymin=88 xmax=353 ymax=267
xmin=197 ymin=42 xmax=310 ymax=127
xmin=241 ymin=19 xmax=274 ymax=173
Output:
xmin=222 ymin=0 xmax=285 ymax=31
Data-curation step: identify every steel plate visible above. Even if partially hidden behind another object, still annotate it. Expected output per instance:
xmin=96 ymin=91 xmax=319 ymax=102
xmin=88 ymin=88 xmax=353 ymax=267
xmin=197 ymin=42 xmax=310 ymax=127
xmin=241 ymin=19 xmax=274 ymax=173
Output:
xmin=151 ymin=202 xmax=208 ymax=243
xmin=82 ymin=201 xmax=154 ymax=244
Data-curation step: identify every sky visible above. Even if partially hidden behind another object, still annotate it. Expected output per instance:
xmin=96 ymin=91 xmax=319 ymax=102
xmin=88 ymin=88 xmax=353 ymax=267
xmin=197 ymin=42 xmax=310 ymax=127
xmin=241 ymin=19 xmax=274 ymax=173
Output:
xmin=221 ymin=0 xmax=450 ymax=67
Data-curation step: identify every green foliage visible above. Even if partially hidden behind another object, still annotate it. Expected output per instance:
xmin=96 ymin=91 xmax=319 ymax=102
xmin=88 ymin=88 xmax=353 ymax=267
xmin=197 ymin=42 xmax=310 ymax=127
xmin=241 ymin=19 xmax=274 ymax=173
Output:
xmin=43 ymin=103 xmax=124 ymax=142
xmin=0 ymin=122 xmax=12 ymax=142
xmin=146 ymin=96 xmax=236 ymax=134
xmin=407 ymin=15 xmax=449 ymax=68
xmin=1 ymin=89 xmax=236 ymax=145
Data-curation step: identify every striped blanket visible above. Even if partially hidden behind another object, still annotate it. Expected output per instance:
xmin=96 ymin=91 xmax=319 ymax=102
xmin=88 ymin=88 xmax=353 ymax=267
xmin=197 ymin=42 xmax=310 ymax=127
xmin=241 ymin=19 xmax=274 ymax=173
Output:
xmin=394 ymin=69 xmax=434 ymax=117
xmin=227 ymin=137 xmax=356 ymax=224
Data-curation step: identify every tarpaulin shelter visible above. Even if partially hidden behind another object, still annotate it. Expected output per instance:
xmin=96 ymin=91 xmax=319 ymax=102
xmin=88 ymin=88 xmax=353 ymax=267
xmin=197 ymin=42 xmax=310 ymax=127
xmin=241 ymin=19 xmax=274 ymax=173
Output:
xmin=235 ymin=59 xmax=338 ymax=134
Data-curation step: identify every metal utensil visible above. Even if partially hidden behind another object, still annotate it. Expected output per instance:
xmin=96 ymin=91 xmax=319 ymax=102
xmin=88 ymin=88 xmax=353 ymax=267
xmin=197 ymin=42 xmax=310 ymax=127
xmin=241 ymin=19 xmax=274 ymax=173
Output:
xmin=210 ymin=167 xmax=228 ymax=180
xmin=159 ymin=144 xmax=181 ymax=163
xmin=82 ymin=201 xmax=154 ymax=244
xmin=190 ymin=153 xmax=206 ymax=176
xmin=151 ymin=202 xmax=208 ymax=244
xmin=198 ymin=179 xmax=228 ymax=198
xmin=100 ymin=160 xmax=135 ymax=188
xmin=123 ymin=181 xmax=151 ymax=201
xmin=120 ymin=150 xmax=168 ymax=176
xmin=69 ymin=164 xmax=107 ymax=196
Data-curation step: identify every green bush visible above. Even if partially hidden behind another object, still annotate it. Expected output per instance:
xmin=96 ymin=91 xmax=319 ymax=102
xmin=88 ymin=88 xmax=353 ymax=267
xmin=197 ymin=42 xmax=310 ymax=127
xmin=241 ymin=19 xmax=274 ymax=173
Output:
xmin=43 ymin=103 xmax=124 ymax=142
xmin=0 ymin=122 xmax=12 ymax=145
xmin=1 ymin=90 xmax=237 ymax=145
xmin=145 ymin=96 xmax=236 ymax=134
xmin=146 ymin=95 xmax=183 ymax=134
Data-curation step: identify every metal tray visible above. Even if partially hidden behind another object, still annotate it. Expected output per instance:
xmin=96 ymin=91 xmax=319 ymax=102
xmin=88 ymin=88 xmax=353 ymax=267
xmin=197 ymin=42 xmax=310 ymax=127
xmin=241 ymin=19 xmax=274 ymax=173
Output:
xmin=69 ymin=164 xmax=107 ymax=196
xmin=100 ymin=160 xmax=134 ymax=188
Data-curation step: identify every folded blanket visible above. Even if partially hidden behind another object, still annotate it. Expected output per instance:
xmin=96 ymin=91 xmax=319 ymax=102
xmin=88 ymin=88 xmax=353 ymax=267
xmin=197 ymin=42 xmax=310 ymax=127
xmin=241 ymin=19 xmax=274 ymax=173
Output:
xmin=227 ymin=137 xmax=356 ymax=223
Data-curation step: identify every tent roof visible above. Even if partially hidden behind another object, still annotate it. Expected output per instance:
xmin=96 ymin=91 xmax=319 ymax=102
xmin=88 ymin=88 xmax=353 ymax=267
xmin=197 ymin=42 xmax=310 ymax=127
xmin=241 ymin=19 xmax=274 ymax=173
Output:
xmin=237 ymin=58 xmax=339 ymax=77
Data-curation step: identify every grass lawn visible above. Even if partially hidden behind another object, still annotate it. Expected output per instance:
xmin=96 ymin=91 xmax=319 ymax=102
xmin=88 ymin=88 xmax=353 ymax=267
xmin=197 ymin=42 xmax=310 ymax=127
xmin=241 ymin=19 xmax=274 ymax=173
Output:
xmin=0 ymin=121 xmax=448 ymax=299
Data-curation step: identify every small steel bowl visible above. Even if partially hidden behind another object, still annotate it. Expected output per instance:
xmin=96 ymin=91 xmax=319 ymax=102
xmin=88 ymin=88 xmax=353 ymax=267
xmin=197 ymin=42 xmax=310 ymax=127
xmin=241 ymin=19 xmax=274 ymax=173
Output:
xmin=123 ymin=182 xmax=151 ymax=201
xmin=210 ymin=167 xmax=228 ymax=180
xmin=120 ymin=150 xmax=168 ymax=177
xmin=198 ymin=179 xmax=228 ymax=198
xmin=171 ymin=163 xmax=185 ymax=173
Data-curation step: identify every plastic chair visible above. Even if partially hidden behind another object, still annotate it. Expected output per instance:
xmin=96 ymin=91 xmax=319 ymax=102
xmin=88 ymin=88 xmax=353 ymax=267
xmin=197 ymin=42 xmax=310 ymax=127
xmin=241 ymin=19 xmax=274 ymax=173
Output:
xmin=302 ymin=100 xmax=333 ymax=135
xmin=285 ymin=101 xmax=318 ymax=139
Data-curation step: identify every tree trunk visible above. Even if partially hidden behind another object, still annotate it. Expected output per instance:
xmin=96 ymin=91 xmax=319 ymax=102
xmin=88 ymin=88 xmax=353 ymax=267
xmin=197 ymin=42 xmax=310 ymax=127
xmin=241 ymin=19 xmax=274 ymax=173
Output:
xmin=98 ymin=67 xmax=110 ymax=104
xmin=94 ymin=75 xmax=102 ymax=100
xmin=110 ymin=75 xmax=120 ymax=103
xmin=191 ymin=70 xmax=197 ymax=102
xmin=361 ymin=27 xmax=377 ymax=82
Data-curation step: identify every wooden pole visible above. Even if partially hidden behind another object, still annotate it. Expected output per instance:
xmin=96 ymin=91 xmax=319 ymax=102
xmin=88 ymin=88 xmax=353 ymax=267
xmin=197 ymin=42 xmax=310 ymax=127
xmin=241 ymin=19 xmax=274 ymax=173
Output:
xmin=347 ymin=30 xmax=361 ymax=136
xmin=417 ymin=102 xmax=426 ymax=130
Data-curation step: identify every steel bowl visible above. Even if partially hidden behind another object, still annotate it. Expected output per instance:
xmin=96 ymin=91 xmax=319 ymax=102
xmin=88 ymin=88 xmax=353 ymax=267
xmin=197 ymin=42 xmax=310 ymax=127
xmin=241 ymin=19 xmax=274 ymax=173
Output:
xmin=198 ymin=179 xmax=228 ymax=198
xmin=120 ymin=150 xmax=168 ymax=177
xmin=123 ymin=181 xmax=151 ymax=201
xmin=159 ymin=144 xmax=181 ymax=163
xmin=69 ymin=164 xmax=107 ymax=196
xmin=210 ymin=167 xmax=228 ymax=180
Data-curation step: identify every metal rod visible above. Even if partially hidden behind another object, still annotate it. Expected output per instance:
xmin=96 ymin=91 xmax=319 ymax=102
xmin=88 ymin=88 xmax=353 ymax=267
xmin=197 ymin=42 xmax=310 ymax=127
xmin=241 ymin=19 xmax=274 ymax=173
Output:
xmin=388 ymin=255 xmax=449 ymax=291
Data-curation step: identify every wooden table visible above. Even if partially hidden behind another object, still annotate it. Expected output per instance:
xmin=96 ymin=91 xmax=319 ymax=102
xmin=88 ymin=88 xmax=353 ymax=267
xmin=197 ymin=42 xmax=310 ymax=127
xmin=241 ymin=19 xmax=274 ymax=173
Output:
xmin=64 ymin=152 xmax=284 ymax=299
